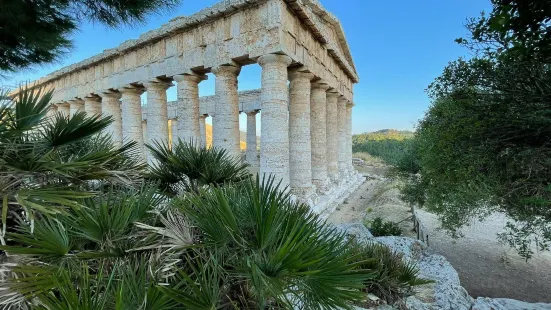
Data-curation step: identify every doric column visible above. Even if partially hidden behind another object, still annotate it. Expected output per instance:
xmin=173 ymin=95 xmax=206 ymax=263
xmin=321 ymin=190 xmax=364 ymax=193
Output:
xmin=199 ymin=115 xmax=207 ymax=148
xmin=84 ymin=96 xmax=102 ymax=116
xmin=288 ymin=68 xmax=315 ymax=200
xmin=311 ymin=81 xmax=331 ymax=193
xmin=69 ymin=99 xmax=84 ymax=117
xmin=326 ymin=90 xmax=340 ymax=183
xmin=245 ymin=111 xmax=259 ymax=167
xmin=211 ymin=64 xmax=241 ymax=157
xmin=120 ymin=87 xmax=145 ymax=160
xmin=101 ymin=91 xmax=123 ymax=147
xmin=337 ymin=96 xmax=349 ymax=178
xmin=258 ymin=54 xmax=293 ymax=186
xmin=143 ymin=80 xmax=172 ymax=148
xmin=346 ymin=102 xmax=355 ymax=175
xmin=173 ymin=73 xmax=207 ymax=145
xmin=171 ymin=119 xmax=178 ymax=148
xmin=57 ymin=102 xmax=70 ymax=117
xmin=46 ymin=104 xmax=58 ymax=118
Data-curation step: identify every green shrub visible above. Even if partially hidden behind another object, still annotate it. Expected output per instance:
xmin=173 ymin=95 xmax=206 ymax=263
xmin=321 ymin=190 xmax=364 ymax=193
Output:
xmin=367 ymin=217 xmax=403 ymax=237
xmin=352 ymin=242 xmax=432 ymax=303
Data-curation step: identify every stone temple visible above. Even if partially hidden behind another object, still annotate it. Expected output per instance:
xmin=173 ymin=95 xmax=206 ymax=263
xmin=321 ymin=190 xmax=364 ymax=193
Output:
xmin=21 ymin=0 xmax=364 ymax=216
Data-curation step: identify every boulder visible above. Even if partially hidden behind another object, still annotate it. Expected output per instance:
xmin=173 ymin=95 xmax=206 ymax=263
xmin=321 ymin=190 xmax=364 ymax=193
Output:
xmin=335 ymin=222 xmax=374 ymax=242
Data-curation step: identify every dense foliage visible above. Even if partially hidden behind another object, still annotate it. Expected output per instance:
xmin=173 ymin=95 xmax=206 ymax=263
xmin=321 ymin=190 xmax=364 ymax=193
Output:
xmin=399 ymin=0 xmax=551 ymax=258
xmin=366 ymin=217 xmax=403 ymax=237
xmin=352 ymin=130 xmax=414 ymax=166
xmin=0 ymin=0 xmax=180 ymax=73
xmin=0 ymin=88 xmax=428 ymax=308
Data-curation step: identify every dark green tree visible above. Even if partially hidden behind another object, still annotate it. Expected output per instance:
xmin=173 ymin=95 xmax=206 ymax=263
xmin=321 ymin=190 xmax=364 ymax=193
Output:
xmin=400 ymin=0 xmax=551 ymax=258
xmin=0 ymin=0 xmax=180 ymax=73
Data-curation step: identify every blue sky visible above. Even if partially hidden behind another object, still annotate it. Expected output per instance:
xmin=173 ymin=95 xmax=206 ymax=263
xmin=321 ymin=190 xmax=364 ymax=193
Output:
xmin=3 ymin=0 xmax=491 ymax=134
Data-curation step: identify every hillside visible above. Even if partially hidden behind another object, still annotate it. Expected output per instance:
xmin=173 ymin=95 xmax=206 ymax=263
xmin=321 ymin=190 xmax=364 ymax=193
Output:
xmin=355 ymin=129 xmax=414 ymax=142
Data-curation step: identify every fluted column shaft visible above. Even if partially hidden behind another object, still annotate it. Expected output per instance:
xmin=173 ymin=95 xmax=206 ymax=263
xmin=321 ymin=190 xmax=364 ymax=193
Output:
xmin=120 ymin=87 xmax=145 ymax=160
xmin=69 ymin=99 xmax=84 ymax=117
xmin=174 ymin=73 xmax=206 ymax=145
xmin=84 ymin=96 xmax=101 ymax=116
xmin=199 ymin=115 xmax=207 ymax=148
xmin=101 ymin=92 xmax=123 ymax=147
xmin=289 ymin=69 xmax=315 ymax=198
xmin=212 ymin=64 xmax=241 ymax=157
xmin=144 ymin=81 xmax=172 ymax=147
xmin=311 ymin=82 xmax=330 ymax=192
xmin=346 ymin=103 xmax=354 ymax=174
xmin=170 ymin=119 xmax=178 ymax=148
xmin=337 ymin=97 xmax=348 ymax=178
xmin=326 ymin=91 xmax=339 ymax=183
xmin=258 ymin=54 xmax=293 ymax=186
xmin=57 ymin=103 xmax=70 ymax=117
xmin=246 ymin=111 xmax=258 ymax=167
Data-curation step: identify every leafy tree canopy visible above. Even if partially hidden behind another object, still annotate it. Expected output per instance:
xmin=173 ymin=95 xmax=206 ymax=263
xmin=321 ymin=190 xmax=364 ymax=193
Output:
xmin=400 ymin=0 xmax=551 ymax=258
xmin=0 ymin=0 xmax=180 ymax=73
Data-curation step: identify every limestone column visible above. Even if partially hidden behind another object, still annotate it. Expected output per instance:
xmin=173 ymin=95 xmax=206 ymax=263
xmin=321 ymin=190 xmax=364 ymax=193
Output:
xmin=288 ymin=68 xmax=315 ymax=199
xmin=326 ymin=90 xmax=340 ymax=183
xmin=120 ymin=87 xmax=145 ymax=160
xmin=46 ymin=104 xmax=58 ymax=118
xmin=199 ymin=115 xmax=207 ymax=148
xmin=258 ymin=54 xmax=293 ymax=186
xmin=143 ymin=80 xmax=172 ymax=149
xmin=69 ymin=99 xmax=84 ymax=117
xmin=245 ymin=111 xmax=259 ymax=167
xmin=57 ymin=102 xmax=70 ymax=117
xmin=101 ymin=91 xmax=123 ymax=147
xmin=337 ymin=96 xmax=349 ymax=178
xmin=84 ymin=96 xmax=102 ymax=116
xmin=346 ymin=103 xmax=355 ymax=175
xmin=171 ymin=119 xmax=178 ymax=148
xmin=173 ymin=73 xmax=207 ymax=145
xmin=311 ymin=81 xmax=331 ymax=192
xmin=211 ymin=64 xmax=241 ymax=157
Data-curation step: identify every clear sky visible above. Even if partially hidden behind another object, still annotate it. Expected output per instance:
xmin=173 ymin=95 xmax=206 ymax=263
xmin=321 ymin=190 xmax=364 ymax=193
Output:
xmin=3 ymin=0 xmax=491 ymax=134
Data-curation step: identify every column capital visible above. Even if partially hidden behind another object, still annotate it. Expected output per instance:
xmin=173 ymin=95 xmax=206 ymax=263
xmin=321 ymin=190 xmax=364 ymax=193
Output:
xmin=57 ymin=102 xmax=70 ymax=107
xmin=288 ymin=67 xmax=315 ymax=81
xmin=173 ymin=72 xmax=208 ymax=84
xmin=119 ymin=86 xmax=145 ymax=96
xmin=199 ymin=114 xmax=208 ymax=119
xmin=311 ymin=80 xmax=330 ymax=91
xmin=338 ymin=95 xmax=348 ymax=104
xmin=257 ymin=54 xmax=292 ymax=67
xmin=69 ymin=98 xmax=84 ymax=104
xmin=100 ymin=91 xmax=122 ymax=100
xmin=327 ymin=89 xmax=340 ymax=100
xmin=346 ymin=101 xmax=355 ymax=108
xmin=211 ymin=63 xmax=241 ymax=77
xmin=143 ymin=80 xmax=173 ymax=91
xmin=84 ymin=95 xmax=101 ymax=102
xmin=245 ymin=110 xmax=259 ymax=116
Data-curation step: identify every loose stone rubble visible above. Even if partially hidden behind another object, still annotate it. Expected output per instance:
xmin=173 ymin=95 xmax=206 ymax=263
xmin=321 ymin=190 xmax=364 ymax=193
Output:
xmin=17 ymin=0 xmax=364 ymax=216
xmin=337 ymin=223 xmax=551 ymax=310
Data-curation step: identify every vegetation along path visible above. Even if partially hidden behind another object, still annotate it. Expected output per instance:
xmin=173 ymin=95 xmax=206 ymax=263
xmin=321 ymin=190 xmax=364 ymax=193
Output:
xmin=328 ymin=162 xmax=551 ymax=304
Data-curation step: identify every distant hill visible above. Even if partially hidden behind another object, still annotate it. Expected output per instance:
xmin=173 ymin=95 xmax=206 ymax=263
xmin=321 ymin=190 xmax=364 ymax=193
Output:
xmin=354 ymin=129 xmax=414 ymax=142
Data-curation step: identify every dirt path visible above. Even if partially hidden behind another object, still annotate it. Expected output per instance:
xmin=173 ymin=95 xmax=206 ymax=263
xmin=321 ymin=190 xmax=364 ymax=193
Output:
xmin=328 ymin=162 xmax=551 ymax=303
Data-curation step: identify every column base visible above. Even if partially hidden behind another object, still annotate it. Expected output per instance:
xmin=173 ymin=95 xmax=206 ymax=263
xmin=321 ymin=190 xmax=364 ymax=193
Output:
xmin=309 ymin=172 xmax=366 ymax=220
xmin=313 ymin=177 xmax=332 ymax=195
xmin=290 ymin=186 xmax=319 ymax=207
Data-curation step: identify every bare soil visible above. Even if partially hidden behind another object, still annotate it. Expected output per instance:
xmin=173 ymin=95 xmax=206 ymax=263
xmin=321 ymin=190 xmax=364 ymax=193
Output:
xmin=328 ymin=161 xmax=551 ymax=303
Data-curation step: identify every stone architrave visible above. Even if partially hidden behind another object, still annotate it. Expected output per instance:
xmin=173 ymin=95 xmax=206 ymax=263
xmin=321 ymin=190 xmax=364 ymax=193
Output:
xmin=245 ymin=111 xmax=259 ymax=167
xmin=337 ymin=96 xmax=349 ymax=178
xmin=69 ymin=99 xmax=84 ymax=117
xmin=311 ymin=81 xmax=331 ymax=193
xmin=288 ymin=68 xmax=316 ymax=201
xmin=101 ymin=91 xmax=123 ymax=147
xmin=326 ymin=90 xmax=340 ymax=183
xmin=84 ymin=96 xmax=102 ymax=116
xmin=211 ymin=64 xmax=241 ymax=157
xmin=199 ymin=115 xmax=207 ymax=148
xmin=174 ymin=73 xmax=207 ymax=145
xmin=57 ymin=102 xmax=71 ymax=117
xmin=120 ymin=87 xmax=145 ymax=160
xmin=258 ymin=54 xmax=293 ymax=187
xmin=143 ymin=80 xmax=172 ymax=152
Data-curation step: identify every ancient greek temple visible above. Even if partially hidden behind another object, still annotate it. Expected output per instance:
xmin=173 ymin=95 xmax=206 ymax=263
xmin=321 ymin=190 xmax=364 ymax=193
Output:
xmin=23 ymin=0 xmax=363 ymax=216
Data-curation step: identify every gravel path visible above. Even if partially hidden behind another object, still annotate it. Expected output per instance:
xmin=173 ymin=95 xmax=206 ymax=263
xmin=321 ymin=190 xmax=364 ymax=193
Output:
xmin=328 ymin=163 xmax=551 ymax=303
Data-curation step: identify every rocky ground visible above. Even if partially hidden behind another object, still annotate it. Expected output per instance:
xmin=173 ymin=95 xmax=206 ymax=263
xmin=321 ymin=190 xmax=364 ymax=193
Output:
xmin=328 ymin=159 xmax=551 ymax=309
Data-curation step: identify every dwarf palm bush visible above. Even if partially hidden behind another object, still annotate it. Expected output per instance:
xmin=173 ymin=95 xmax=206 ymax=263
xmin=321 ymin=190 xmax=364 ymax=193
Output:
xmin=147 ymin=140 xmax=250 ymax=195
